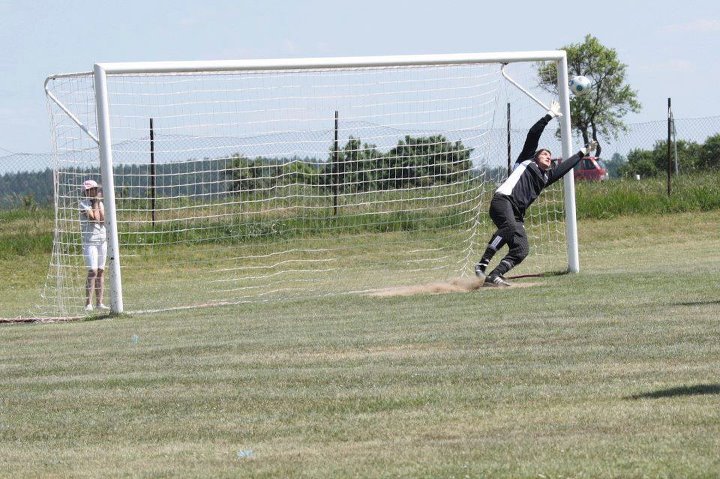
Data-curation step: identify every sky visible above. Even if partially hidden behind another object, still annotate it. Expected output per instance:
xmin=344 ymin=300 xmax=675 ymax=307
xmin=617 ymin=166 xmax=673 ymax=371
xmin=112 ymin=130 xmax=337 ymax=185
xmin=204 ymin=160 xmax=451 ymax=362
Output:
xmin=0 ymin=0 xmax=718 ymax=154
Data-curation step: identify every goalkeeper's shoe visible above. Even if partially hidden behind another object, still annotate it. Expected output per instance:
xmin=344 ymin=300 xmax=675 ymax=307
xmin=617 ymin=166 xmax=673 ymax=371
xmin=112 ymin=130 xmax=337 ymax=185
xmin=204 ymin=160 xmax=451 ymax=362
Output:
xmin=84 ymin=304 xmax=94 ymax=312
xmin=474 ymin=262 xmax=487 ymax=279
xmin=97 ymin=304 xmax=110 ymax=311
xmin=484 ymin=274 xmax=511 ymax=287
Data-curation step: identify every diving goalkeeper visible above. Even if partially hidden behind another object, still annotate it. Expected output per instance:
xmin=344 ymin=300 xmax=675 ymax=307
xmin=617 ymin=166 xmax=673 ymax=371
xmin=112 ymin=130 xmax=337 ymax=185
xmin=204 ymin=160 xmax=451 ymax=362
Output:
xmin=475 ymin=100 xmax=597 ymax=287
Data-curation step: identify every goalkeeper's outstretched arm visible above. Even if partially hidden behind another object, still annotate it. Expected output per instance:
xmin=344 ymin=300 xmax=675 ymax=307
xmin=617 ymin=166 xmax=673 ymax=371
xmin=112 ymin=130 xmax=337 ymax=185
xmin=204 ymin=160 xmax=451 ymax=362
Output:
xmin=515 ymin=100 xmax=563 ymax=163
xmin=546 ymin=141 xmax=598 ymax=186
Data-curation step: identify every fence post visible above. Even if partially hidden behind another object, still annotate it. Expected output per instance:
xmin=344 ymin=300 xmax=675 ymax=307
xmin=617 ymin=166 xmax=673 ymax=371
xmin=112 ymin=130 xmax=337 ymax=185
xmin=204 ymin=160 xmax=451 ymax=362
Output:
xmin=667 ymin=98 xmax=672 ymax=196
xmin=506 ymin=103 xmax=511 ymax=177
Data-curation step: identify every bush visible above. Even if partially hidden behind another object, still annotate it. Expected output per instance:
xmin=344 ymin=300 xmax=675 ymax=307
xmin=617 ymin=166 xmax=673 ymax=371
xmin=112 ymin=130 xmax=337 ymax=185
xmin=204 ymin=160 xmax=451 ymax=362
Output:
xmin=575 ymin=171 xmax=720 ymax=219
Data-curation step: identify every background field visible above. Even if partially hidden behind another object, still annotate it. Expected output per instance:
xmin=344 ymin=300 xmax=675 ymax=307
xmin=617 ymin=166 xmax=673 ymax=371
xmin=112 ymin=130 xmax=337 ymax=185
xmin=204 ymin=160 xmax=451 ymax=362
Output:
xmin=1 ymin=184 xmax=719 ymax=477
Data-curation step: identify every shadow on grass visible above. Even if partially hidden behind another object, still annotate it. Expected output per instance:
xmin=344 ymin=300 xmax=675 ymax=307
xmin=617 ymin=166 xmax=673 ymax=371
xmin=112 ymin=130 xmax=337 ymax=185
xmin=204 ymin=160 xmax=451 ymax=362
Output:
xmin=626 ymin=383 xmax=720 ymax=400
xmin=673 ymin=299 xmax=720 ymax=306
xmin=0 ymin=312 xmax=115 ymax=325
xmin=508 ymin=270 xmax=569 ymax=280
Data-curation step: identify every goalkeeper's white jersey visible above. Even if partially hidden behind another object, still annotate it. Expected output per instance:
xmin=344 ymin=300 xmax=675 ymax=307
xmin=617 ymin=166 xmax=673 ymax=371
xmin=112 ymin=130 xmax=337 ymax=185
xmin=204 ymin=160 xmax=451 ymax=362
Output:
xmin=79 ymin=199 xmax=107 ymax=245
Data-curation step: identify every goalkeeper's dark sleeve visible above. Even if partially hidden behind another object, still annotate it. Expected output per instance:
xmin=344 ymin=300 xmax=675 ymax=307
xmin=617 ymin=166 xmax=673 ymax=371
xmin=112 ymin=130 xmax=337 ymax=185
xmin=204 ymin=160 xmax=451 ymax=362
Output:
xmin=516 ymin=114 xmax=552 ymax=163
xmin=546 ymin=150 xmax=586 ymax=187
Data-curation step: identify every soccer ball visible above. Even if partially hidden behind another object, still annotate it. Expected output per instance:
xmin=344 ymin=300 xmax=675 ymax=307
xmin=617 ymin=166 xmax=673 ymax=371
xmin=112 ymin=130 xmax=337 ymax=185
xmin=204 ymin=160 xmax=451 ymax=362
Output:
xmin=569 ymin=75 xmax=592 ymax=96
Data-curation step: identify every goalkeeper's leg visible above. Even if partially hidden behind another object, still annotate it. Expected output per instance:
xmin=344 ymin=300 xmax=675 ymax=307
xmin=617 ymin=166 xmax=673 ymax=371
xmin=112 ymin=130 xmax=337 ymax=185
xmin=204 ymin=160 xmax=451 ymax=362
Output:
xmin=481 ymin=196 xmax=530 ymax=285
xmin=476 ymin=233 xmax=506 ymax=278
xmin=476 ymin=195 xmax=515 ymax=278
xmin=486 ymin=227 xmax=529 ymax=284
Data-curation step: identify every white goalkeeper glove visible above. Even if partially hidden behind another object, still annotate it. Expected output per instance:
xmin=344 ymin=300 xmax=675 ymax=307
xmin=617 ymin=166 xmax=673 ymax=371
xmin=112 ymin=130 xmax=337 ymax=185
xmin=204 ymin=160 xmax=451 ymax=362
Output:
xmin=581 ymin=140 xmax=598 ymax=156
xmin=546 ymin=100 xmax=563 ymax=119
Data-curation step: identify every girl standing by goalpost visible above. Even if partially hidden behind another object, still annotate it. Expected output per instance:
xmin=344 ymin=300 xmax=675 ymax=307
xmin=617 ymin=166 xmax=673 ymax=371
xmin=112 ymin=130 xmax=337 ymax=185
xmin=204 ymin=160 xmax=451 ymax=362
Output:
xmin=79 ymin=179 xmax=110 ymax=312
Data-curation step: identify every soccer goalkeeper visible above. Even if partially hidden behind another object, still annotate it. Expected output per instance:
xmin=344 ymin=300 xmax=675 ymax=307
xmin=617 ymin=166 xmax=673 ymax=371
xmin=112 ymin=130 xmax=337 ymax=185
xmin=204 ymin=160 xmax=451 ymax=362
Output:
xmin=475 ymin=101 xmax=597 ymax=287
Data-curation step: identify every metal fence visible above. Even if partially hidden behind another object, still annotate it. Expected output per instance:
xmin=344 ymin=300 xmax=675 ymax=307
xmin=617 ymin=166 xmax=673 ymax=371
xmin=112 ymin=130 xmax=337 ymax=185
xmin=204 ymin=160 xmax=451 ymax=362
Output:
xmin=2 ymin=115 xmax=719 ymax=209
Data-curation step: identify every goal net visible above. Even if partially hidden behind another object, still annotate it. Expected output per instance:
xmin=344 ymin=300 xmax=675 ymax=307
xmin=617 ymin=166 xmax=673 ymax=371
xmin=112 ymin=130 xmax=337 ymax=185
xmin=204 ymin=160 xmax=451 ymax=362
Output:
xmin=41 ymin=53 xmax=576 ymax=317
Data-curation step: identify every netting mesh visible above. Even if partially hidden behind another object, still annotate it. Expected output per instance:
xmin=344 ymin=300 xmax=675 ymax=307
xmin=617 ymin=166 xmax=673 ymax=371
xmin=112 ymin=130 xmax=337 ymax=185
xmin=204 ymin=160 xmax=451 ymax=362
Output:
xmin=41 ymin=60 xmax=569 ymax=317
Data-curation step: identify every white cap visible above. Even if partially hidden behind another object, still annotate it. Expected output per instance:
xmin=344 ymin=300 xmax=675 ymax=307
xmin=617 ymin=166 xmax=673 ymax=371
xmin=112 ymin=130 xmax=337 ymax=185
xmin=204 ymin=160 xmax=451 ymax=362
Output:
xmin=83 ymin=179 xmax=99 ymax=190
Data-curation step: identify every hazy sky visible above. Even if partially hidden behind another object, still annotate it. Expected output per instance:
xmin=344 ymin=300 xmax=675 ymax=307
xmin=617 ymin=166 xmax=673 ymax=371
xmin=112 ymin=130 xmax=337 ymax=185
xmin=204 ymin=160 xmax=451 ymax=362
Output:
xmin=1 ymin=0 xmax=718 ymax=153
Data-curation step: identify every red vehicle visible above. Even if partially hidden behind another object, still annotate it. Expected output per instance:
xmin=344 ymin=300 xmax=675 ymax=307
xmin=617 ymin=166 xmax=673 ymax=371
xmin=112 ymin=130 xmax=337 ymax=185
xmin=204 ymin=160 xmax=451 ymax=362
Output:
xmin=574 ymin=156 xmax=609 ymax=181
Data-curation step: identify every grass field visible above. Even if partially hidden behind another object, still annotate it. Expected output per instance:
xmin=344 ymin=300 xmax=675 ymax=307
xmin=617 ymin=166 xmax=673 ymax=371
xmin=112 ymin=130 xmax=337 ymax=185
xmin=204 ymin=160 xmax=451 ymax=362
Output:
xmin=1 ymin=210 xmax=719 ymax=477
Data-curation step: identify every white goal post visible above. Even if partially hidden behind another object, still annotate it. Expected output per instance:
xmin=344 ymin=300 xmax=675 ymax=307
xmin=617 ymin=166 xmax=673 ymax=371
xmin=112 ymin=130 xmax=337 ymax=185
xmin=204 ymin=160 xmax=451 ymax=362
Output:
xmin=43 ymin=51 xmax=578 ymax=317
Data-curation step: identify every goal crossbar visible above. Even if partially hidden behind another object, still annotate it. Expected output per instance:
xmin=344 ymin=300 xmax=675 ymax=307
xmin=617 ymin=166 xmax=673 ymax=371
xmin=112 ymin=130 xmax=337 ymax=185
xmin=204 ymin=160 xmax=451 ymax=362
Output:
xmin=95 ymin=51 xmax=567 ymax=75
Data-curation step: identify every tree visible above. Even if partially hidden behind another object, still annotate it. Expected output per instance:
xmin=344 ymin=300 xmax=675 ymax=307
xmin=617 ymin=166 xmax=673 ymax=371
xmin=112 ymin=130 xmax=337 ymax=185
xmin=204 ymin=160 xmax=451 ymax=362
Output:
xmin=382 ymin=135 xmax=472 ymax=188
xmin=328 ymin=137 xmax=383 ymax=193
xmin=537 ymin=34 xmax=641 ymax=158
xmin=604 ymin=153 xmax=627 ymax=179
xmin=283 ymin=159 xmax=322 ymax=186
xmin=225 ymin=154 xmax=283 ymax=194
xmin=619 ymin=148 xmax=658 ymax=179
xmin=330 ymin=135 xmax=472 ymax=191
xmin=699 ymin=133 xmax=720 ymax=170
xmin=618 ymin=139 xmax=703 ymax=178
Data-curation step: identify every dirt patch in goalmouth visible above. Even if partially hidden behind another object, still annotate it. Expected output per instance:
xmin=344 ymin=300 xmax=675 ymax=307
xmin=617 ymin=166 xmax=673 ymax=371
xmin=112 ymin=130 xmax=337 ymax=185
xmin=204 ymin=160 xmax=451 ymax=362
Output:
xmin=366 ymin=277 xmax=541 ymax=297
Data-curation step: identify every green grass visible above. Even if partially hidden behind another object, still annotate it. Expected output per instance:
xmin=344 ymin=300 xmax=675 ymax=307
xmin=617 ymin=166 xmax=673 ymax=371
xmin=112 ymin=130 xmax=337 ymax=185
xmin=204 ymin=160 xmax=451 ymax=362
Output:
xmin=575 ymin=171 xmax=720 ymax=219
xmin=1 ymin=210 xmax=719 ymax=477
xmin=0 ymin=208 xmax=54 ymax=259
xmin=0 ymin=209 xmax=54 ymax=318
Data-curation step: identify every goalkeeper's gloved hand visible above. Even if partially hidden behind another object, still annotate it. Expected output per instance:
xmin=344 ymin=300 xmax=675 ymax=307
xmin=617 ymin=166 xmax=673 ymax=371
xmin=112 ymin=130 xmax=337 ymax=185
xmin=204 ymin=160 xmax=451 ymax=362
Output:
xmin=581 ymin=140 xmax=598 ymax=156
xmin=546 ymin=100 xmax=563 ymax=119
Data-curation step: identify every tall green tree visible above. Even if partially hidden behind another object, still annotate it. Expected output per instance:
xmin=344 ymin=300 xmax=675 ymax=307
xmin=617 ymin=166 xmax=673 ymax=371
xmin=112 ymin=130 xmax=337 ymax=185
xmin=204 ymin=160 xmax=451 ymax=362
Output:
xmin=537 ymin=34 xmax=641 ymax=158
